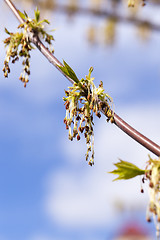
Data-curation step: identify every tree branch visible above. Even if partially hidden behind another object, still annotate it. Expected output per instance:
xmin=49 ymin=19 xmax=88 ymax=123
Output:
xmin=44 ymin=3 xmax=160 ymax=32
xmin=4 ymin=0 xmax=160 ymax=157
xmin=113 ymin=113 xmax=160 ymax=156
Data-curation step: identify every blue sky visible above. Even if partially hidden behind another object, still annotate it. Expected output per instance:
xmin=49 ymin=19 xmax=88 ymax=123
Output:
xmin=0 ymin=1 xmax=160 ymax=240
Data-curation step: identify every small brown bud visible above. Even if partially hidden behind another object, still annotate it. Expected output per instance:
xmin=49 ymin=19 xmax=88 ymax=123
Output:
xmin=66 ymin=125 xmax=69 ymax=130
xmin=85 ymin=126 xmax=89 ymax=132
xmin=19 ymin=75 xmax=23 ymax=81
xmin=4 ymin=72 xmax=8 ymax=78
xmin=15 ymin=56 xmax=19 ymax=62
xmin=73 ymin=129 xmax=78 ymax=137
xmin=146 ymin=217 xmax=151 ymax=222
xmin=88 ymin=161 xmax=92 ymax=166
xmin=65 ymin=90 xmax=69 ymax=96
xmin=4 ymin=37 xmax=11 ymax=44
xmin=65 ymin=104 xmax=69 ymax=110
xmin=88 ymin=146 xmax=91 ymax=152
xmin=76 ymin=115 xmax=81 ymax=121
xmin=77 ymin=135 xmax=80 ymax=141
xmin=96 ymin=112 xmax=101 ymax=118
xmin=79 ymin=127 xmax=84 ymax=133
xmin=149 ymin=182 xmax=154 ymax=188
xmin=142 ymin=177 xmax=145 ymax=183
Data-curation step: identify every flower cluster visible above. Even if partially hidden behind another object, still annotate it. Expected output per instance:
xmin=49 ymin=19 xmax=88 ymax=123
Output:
xmin=3 ymin=28 xmax=32 ymax=87
xmin=145 ymin=156 xmax=160 ymax=238
xmin=110 ymin=155 xmax=160 ymax=237
xmin=3 ymin=8 xmax=54 ymax=87
xmin=63 ymin=67 xmax=113 ymax=166
xmin=18 ymin=8 xmax=54 ymax=53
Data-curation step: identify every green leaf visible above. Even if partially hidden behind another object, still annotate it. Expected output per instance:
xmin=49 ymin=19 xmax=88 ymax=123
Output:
xmin=43 ymin=19 xmax=50 ymax=24
xmin=4 ymin=28 xmax=10 ymax=35
xmin=109 ymin=159 xmax=145 ymax=181
xmin=24 ymin=11 xmax=28 ymax=18
xmin=59 ymin=60 xmax=79 ymax=83
xmin=18 ymin=10 xmax=27 ymax=20
xmin=38 ymin=19 xmax=50 ymax=25
xmin=34 ymin=7 xmax=40 ymax=22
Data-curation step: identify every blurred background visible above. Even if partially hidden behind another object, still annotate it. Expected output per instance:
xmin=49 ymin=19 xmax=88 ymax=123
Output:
xmin=0 ymin=0 xmax=160 ymax=239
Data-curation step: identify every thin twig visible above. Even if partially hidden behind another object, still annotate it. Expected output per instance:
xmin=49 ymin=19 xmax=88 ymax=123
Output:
xmin=4 ymin=0 xmax=160 ymax=157
xmin=43 ymin=3 xmax=160 ymax=32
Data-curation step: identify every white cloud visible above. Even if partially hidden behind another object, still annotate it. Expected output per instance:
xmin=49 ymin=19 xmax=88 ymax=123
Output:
xmin=28 ymin=233 xmax=101 ymax=240
xmin=44 ymin=103 xmax=160 ymax=229
xmin=28 ymin=234 xmax=55 ymax=240
xmin=45 ymin=169 xmax=112 ymax=228
xmin=44 ymin=167 xmax=147 ymax=228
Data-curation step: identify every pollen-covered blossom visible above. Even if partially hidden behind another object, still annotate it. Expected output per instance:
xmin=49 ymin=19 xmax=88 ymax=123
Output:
xmin=3 ymin=8 xmax=54 ymax=87
xmin=128 ymin=0 xmax=146 ymax=7
xmin=145 ymin=156 xmax=160 ymax=238
xmin=128 ymin=0 xmax=136 ymax=7
xmin=3 ymin=29 xmax=32 ymax=87
xmin=63 ymin=67 xmax=113 ymax=166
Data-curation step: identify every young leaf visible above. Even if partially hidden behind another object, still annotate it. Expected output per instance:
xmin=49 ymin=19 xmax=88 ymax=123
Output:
xmin=109 ymin=159 xmax=145 ymax=181
xmin=43 ymin=19 xmax=50 ymax=24
xmin=38 ymin=19 xmax=50 ymax=25
xmin=4 ymin=28 xmax=11 ymax=35
xmin=24 ymin=11 xmax=28 ymax=18
xmin=18 ymin=10 xmax=26 ymax=20
xmin=34 ymin=7 xmax=40 ymax=22
xmin=59 ymin=60 xmax=79 ymax=83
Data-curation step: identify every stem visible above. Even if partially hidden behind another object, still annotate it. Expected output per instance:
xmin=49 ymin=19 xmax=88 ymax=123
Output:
xmin=4 ymin=0 xmax=160 ymax=157
xmin=114 ymin=113 xmax=160 ymax=156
